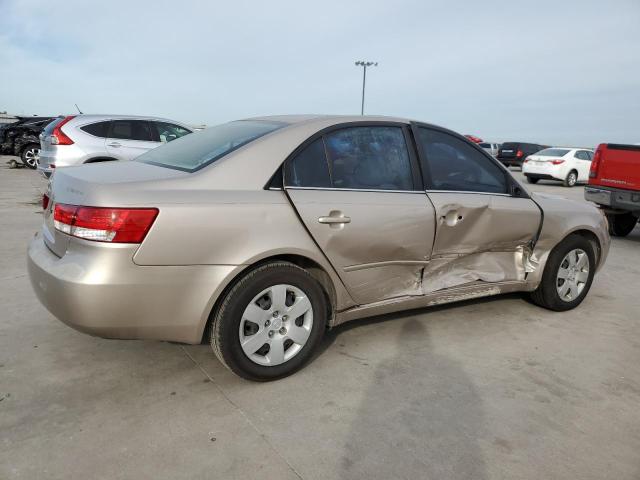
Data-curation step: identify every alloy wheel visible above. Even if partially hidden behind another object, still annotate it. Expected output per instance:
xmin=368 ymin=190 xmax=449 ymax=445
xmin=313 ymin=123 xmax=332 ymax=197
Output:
xmin=556 ymin=248 xmax=589 ymax=302
xmin=239 ymin=284 xmax=313 ymax=366
xmin=23 ymin=147 xmax=39 ymax=168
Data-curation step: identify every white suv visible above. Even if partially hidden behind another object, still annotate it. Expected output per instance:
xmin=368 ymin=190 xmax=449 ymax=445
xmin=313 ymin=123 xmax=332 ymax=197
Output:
xmin=38 ymin=114 xmax=193 ymax=177
xmin=522 ymin=147 xmax=594 ymax=187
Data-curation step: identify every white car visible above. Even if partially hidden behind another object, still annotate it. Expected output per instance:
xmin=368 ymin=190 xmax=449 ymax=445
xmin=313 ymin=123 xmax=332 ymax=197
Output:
xmin=479 ymin=142 xmax=501 ymax=157
xmin=522 ymin=147 xmax=594 ymax=187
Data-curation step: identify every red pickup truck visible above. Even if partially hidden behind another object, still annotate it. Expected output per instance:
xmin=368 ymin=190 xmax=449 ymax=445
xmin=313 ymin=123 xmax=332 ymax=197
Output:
xmin=585 ymin=143 xmax=640 ymax=236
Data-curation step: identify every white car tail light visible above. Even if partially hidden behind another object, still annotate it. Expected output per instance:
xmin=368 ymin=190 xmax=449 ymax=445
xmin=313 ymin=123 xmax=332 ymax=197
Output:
xmin=53 ymin=203 xmax=158 ymax=243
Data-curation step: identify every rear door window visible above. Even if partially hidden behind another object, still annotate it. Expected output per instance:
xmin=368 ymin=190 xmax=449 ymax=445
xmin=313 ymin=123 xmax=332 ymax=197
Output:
xmin=287 ymin=138 xmax=332 ymax=188
xmin=417 ymin=127 xmax=507 ymax=194
xmin=324 ymin=126 xmax=414 ymax=190
xmin=109 ymin=120 xmax=153 ymax=141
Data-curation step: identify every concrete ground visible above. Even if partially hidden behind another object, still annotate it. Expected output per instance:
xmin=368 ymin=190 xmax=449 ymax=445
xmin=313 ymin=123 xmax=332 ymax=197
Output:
xmin=1 ymin=156 xmax=639 ymax=480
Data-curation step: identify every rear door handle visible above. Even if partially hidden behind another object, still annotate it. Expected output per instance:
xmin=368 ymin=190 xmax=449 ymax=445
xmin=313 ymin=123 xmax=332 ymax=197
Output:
xmin=107 ymin=142 xmax=121 ymax=147
xmin=318 ymin=211 xmax=351 ymax=228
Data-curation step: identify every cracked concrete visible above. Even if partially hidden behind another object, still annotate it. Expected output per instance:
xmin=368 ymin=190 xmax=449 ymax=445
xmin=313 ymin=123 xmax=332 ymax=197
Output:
xmin=1 ymin=158 xmax=639 ymax=479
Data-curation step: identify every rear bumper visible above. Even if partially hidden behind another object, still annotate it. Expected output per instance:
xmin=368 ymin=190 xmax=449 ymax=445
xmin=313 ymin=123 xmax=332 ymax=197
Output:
xmin=498 ymin=158 xmax=522 ymax=167
xmin=585 ymin=185 xmax=640 ymax=214
xmin=27 ymin=232 xmax=238 ymax=344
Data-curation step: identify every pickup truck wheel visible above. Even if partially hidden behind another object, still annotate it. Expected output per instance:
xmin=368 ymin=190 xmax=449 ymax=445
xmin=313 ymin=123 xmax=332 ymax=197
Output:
xmin=211 ymin=262 xmax=327 ymax=381
xmin=563 ymin=170 xmax=578 ymax=187
xmin=607 ymin=213 xmax=638 ymax=237
xmin=529 ymin=234 xmax=595 ymax=311
xmin=526 ymin=176 xmax=539 ymax=184
xmin=20 ymin=143 xmax=40 ymax=169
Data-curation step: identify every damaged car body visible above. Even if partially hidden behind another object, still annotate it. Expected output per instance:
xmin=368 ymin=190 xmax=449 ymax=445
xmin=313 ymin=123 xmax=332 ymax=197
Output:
xmin=0 ymin=116 xmax=56 ymax=168
xmin=27 ymin=115 xmax=610 ymax=380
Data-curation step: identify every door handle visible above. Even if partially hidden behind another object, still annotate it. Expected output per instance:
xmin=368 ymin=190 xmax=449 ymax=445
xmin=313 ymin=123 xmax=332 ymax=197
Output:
xmin=318 ymin=211 xmax=351 ymax=228
xmin=107 ymin=142 xmax=121 ymax=147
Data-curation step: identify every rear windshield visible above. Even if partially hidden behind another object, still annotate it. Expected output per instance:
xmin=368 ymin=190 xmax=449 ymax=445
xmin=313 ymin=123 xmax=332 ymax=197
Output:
xmin=479 ymin=142 xmax=490 ymax=148
xmin=137 ymin=120 xmax=285 ymax=172
xmin=500 ymin=143 xmax=518 ymax=150
xmin=536 ymin=148 xmax=570 ymax=157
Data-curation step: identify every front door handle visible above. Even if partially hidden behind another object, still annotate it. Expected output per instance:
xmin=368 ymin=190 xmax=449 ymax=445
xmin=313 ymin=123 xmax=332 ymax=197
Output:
xmin=107 ymin=142 xmax=121 ymax=147
xmin=318 ymin=210 xmax=351 ymax=228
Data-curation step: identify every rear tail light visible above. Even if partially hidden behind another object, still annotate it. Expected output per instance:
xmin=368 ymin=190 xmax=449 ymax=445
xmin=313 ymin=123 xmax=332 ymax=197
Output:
xmin=53 ymin=204 xmax=158 ymax=243
xmin=42 ymin=193 xmax=50 ymax=210
xmin=590 ymin=144 xmax=604 ymax=179
xmin=50 ymin=116 xmax=76 ymax=145
xmin=523 ymin=158 xmax=529 ymax=163
xmin=516 ymin=150 xmax=524 ymax=158
xmin=550 ymin=159 xmax=565 ymax=165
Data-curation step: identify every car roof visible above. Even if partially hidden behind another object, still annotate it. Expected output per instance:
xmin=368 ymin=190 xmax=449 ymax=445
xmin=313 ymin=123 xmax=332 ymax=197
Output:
xmin=247 ymin=114 xmax=414 ymax=126
xmin=69 ymin=114 xmax=189 ymax=123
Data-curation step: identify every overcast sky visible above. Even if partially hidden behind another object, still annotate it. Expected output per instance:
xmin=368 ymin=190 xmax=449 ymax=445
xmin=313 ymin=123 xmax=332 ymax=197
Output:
xmin=1 ymin=0 xmax=638 ymax=146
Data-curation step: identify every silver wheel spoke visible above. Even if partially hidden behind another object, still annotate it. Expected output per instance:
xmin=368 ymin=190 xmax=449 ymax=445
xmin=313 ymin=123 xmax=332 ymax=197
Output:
xmin=559 ymin=281 xmax=570 ymax=298
xmin=557 ymin=268 xmax=569 ymax=280
xmin=286 ymin=296 xmax=312 ymax=322
xmin=576 ymin=254 xmax=588 ymax=269
xmin=243 ymin=303 xmax=266 ymax=324
xmin=288 ymin=324 xmax=311 ymax=345
xmin=266 ymin=338 xmax=285 ymax=364
xmin=241 ymin=328 xmax=270 ymax=355
xmin=270 ymin=284 xmax=288 ymax=311
xmin=576 ymin=271 xmax=589 ymax=284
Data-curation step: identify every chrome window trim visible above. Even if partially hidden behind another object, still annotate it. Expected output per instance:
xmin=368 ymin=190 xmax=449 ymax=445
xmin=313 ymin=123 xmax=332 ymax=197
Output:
xmin=425 ymin=189 xmax=512 ymax=197
xmin=285 ymin=186 xmax=514 ymax=197
xmin=284 ymin=186 xmax=424 ymax=194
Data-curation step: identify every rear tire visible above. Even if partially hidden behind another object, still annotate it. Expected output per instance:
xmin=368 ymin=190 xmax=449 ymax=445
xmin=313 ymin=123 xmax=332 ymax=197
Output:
xmin=563 ymin=170 xmax=578 ymax=187
xmin=607 ymin=213 xmax=638 ymax=237
xmin=529 ymin=234 xmax=596 ymax=311
xmin=526 ymin=176 xmax=539 ymax=184
xmin=20 ymin=143 xmax=40 ymax=169
xmin=211 ymin=262 xmax=328 ymax=381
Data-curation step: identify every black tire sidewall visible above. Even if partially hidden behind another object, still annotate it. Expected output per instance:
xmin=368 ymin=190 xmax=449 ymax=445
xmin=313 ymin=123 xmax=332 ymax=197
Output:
xmin=214 ymin=264 xmax=327 ymax=381
xmin=608 ymin=213 xmax=637 ymax=237
xmin=539 ymin=235 xmax=596 ymax=311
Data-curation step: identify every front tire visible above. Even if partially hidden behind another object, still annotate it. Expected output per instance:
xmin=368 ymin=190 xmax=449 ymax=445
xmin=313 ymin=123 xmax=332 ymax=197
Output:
xmin=607 ymin=213 xmax=638 ymax=237
xmin=529 ymin=234 xmax=596 ymax=311
xmin=211 ymin=262 xmax=328 ymax=381
xmin=20 ymin=143 xmax=40 ymax=169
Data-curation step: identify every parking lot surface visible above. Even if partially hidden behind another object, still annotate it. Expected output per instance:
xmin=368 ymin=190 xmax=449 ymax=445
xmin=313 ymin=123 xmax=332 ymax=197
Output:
xmin=1 ymin=158 xmax=639 ymax=479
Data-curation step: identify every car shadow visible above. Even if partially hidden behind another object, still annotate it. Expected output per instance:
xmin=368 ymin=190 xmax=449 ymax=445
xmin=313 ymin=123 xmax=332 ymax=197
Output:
xmin=332 ymin=315 xmax=489 ymax=479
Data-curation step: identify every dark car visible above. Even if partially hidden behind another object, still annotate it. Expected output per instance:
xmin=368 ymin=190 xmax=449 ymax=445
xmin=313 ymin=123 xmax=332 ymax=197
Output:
xmin=0 ymin=116 xmax=57 ymax=169
xmin=497 ymin=142 xmax=547 ymax=168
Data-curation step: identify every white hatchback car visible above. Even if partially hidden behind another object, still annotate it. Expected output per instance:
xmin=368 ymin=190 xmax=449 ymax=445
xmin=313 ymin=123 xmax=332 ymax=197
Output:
xmin=522 ymin=148 xmax=594 ymax=187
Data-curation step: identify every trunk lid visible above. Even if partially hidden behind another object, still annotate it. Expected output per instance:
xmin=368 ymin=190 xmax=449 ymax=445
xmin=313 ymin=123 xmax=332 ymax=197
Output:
xmin=43 ymin=161 xmax=188 ymax=257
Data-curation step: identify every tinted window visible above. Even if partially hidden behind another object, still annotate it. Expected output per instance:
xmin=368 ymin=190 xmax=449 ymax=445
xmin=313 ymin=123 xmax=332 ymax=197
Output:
xmin=586 ymin=151 xmax=594 ymax=160
xmin=137 ymin=120 xmax=284 ymax=172
xmin=575 ymin=150 xmax=592 ymax=161
xmin=324 ymin=126 xmax=413 ymax=190
xmin=43 ymin=117 xmax=64 ymax=135
xmin=287 ymin=138 xmax=331 ymax=188
xmin=109 ymin=120 xmax=153 ymax=141
xmin=154 ymin=122 xmax=192 ymax=143
xmin=537 ymin=148 xmax=571 ymax=157
xmin=417 ymin=128 xmax=507 ymax=194
xmin=81 ymin=121 xmax=110 ymax=138
xmin=479 ymin=142 xmax=490 ymax=148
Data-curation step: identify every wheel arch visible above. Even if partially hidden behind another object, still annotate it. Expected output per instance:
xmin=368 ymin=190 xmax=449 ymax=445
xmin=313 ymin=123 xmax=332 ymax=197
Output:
xmin=84 ymin=157 xmax=118 ymax=163
xmin=199 ymin=253 xmax=339 ymax=344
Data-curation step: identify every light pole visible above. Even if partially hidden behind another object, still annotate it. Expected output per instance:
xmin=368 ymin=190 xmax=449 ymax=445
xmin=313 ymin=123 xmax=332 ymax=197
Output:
xmin=355 ymin=60 xmax=378 ymax=115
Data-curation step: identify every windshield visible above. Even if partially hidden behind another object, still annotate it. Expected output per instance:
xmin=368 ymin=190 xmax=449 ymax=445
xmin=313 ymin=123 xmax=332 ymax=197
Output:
xmin=137 ymin=120 xmax=285 ymax=172
xmin=536 ymin=148 xmax=570 ymax=157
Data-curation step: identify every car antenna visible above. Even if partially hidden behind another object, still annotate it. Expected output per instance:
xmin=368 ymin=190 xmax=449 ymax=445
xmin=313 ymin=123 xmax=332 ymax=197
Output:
xmin=74 ymin=103 xmax=83 ymax=114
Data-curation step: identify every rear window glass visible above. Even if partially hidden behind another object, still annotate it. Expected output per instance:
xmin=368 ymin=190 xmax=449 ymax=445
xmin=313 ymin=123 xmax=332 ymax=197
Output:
xmin=536 ymin=148 xmax=570 ymax=157
xmin=479 ymin=143 xmax=490 ymax=148
xmin=137 ymin=120 xmax=284 ymax=172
